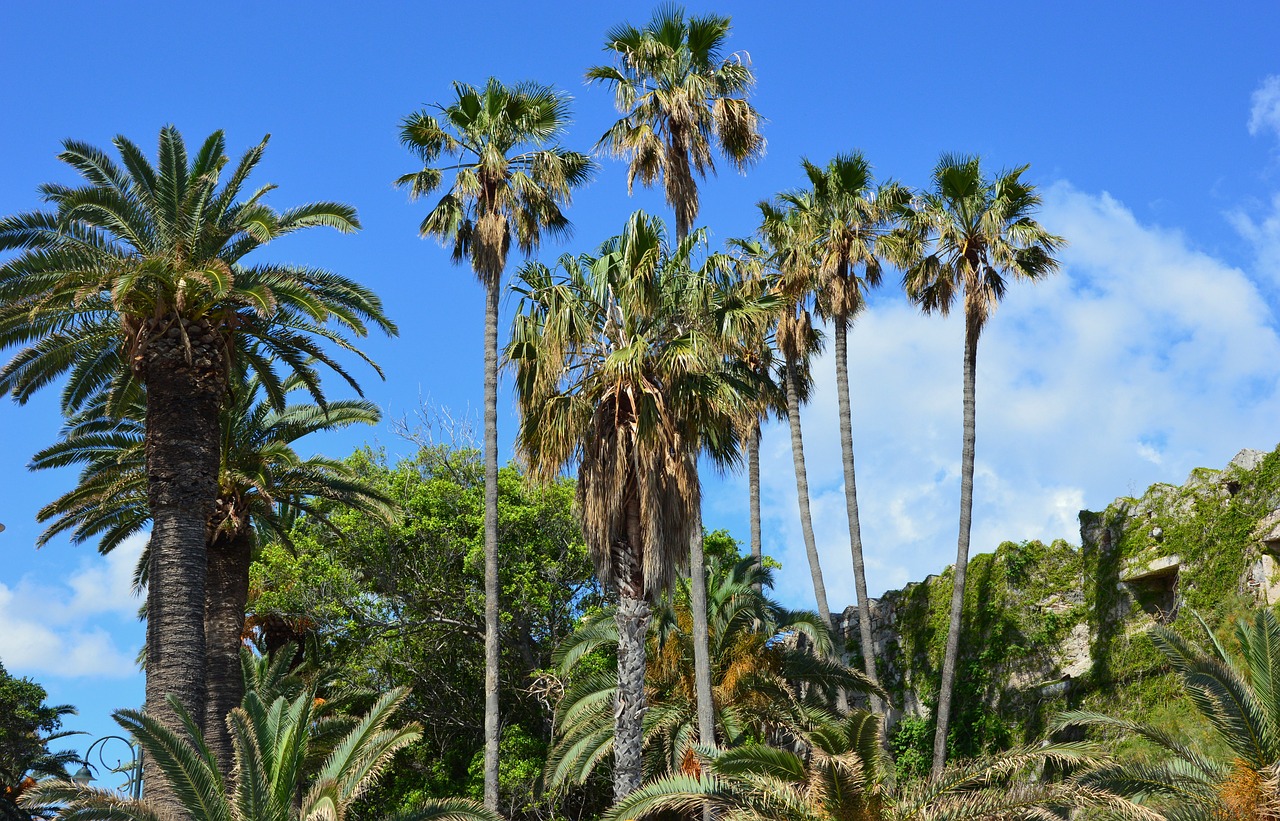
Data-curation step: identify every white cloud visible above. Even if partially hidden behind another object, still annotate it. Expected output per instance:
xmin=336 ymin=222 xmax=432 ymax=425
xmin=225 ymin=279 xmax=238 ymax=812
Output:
xmin=0 ymin=535 xmax=145 ymax=678
xmin=733 ymin=183 xmax=1280 ymax=614
xmin=1249 ymin=75 xmax=1280 ymax=139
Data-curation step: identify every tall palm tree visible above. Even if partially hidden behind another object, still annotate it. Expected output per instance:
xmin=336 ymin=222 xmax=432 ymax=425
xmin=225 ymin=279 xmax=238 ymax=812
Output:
xmin=784 ymin=154 xmax=909 ymax=712
xmin=30 ymin=371 xmax=391 ymax=781
xmin=723 ymin=239 xmax=800 ymax=595
xmin=897 ymin=154 xmax=1062 ymax=776
xmin=1057 ymin=610 xmax=1280 ymax=821
xmin=22 ymin=682 xmax=498 ymax=821
xmin=508 ymin=211 xmax=769 ymax=799
xmin=751 ymin=202 xmax=838 ymax=672
xmin=545 ymin=555 xmax=880 ymax=791
xmin=587 ymin=4 xmax=765 ymax=241
xmin=397 ymin=77 xmax=594 ymax=810
xmin=603 ymin=711 xmax=1141 ymax=821
xmin=0 ymin=127 xmax=394 ymax=813
xmin=588 ymin=4 xmax=767 ymax=761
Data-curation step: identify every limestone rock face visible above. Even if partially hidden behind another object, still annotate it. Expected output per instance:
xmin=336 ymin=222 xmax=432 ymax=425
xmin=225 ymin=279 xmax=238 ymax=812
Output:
xmin=841 ymin=444 xmax=1280 ymax=743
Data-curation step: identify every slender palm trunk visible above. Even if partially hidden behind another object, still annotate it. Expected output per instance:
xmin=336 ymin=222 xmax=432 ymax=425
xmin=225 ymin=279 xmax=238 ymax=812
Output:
xmin=204 ymin=527 xmax=252 ymax=782
xmin=141 ymin=321 xmax=222 ymax=813
xmin=689 ymin=505 xmax=715 ymax=749
xmin=931 ymin=319 xmax=980 ymax=777
xmin=748 ymin=423 xmax=762 ymax=594
xmin=784 ymin=354 xmax=843 ymax=711
xmin=482 ymin=271 xmax=501 ymax=811
xmin=834 ymin=319 xmax=882 ymax=713
xmin=672 ymin=212 xmax=716 ymax=760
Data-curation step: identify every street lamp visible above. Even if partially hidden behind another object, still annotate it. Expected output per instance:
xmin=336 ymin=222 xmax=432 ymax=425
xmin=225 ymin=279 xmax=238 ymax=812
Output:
xmin=74 ymin=735 xmax=142 ymax=800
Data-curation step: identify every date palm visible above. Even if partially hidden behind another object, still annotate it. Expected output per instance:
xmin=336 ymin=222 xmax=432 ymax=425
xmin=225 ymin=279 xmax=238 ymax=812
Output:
xmin=0 ymin=126 xmax=393 ymax=813
xmin=30 ymin=371 xmax=390 ymax=781
xmin=397 ymin=78 xmax=593 ymax=810
xmin=896 ymin=155 xmax=1062 ymax=776
xmin=545 ymin=555 xmax=880 ymax=791
xmin=783 ymin=153 xmax=909 ymax=712
xmin=605 ymin=711 xmax=1144 ymax=821
xmin=22 ymin=684 xmax=498 ymax=821
xmin=508 ymin=211 xmax=769 ymax=799
xmin=1056 ymin=610 xmax=1280 ymax=821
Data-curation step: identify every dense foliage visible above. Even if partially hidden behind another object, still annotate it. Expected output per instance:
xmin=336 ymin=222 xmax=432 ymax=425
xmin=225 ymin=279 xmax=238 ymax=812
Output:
xmin=248 ymin=442 xmax=600 ymax=819
xmin=0 ymin=664 xmax=76 ymax=821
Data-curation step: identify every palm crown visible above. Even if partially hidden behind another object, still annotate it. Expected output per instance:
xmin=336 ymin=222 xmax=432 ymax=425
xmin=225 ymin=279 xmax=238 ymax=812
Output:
xmin=508 ymin=211 xmax=769 ymax=601
xmin=397 ymin=78 xmax=595 ymax=281
xmin=0 ymin=126 xmax=395 ymax=413
xmin=587 ymin=3 xmax=765 ymax=239
xmin=1057 ymin=610 xmax=1280 ymax=821
xmin=605 ymin=711 xmax=1144 ymax=821
xmin=899 ymin=154 xmax=1063 ymax=335
xmin=546 ymin=555 xmax=880 ymax=790
xmin=22 ymin=680 xmax=497 ymax=821
xmin=30 ymin=370 xmax=390 ymax=567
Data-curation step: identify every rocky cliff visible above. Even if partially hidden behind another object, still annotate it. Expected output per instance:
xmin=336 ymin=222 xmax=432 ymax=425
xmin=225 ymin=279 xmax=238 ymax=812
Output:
xmin=842 ymin=445 xmax=1280 ymax=764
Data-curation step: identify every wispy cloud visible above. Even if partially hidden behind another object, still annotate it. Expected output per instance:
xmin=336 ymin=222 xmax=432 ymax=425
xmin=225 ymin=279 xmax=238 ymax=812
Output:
xmin=1249 ymin=75 xmax=1280 ymax=139
xmin=0 ymin=535 xmax=145 ymax=678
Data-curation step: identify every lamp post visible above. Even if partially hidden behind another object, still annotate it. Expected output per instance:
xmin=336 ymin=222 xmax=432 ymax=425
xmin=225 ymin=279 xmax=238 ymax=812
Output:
xmin=71 ymin=735 xmax=142 ymax=800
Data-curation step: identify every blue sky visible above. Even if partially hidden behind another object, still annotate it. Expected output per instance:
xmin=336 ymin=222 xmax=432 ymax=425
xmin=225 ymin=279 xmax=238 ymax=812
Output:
xmin=3 ymin=0 xmax=1280 ymax=779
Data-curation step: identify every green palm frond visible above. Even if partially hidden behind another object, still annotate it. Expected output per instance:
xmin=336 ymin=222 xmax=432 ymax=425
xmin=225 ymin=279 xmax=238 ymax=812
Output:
xmin=0 ymin=126 xmax=395 ymax=415
xmin=545 ymin=553 xmax=872 ymax=789
xmin=586 ymin=5 xmax=764 ymax=237
xmin=397 ymin=78 xmax=595 ymax=283
xmin=1058 ymin=609 xmax=1280 ymax=820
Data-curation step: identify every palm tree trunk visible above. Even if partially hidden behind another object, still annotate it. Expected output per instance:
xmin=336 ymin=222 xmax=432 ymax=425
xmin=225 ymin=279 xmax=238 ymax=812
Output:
xmin=834 ymin=319 xmax=882 ymax=713
xmin=614 ymin=592 xmax=652 ymax=801
xmin=783 ymin=355 xmax=843 ymax=710
xmin=672 ymin=209 xmax=716 ymax=775
xmin=931 ymin=319 xmax=979 ymax=778
xmin=482 ymin=271 xmax=501 ymax=812
xmin=204 ymin=527 xmax=252 ymax=783
xmin=748 ymin=423 xmax=762 ymax=594
xmin=689 ymin=505 xmax=715 ymax=749
xmin=141 ymin=324 xmax=222 ymax=814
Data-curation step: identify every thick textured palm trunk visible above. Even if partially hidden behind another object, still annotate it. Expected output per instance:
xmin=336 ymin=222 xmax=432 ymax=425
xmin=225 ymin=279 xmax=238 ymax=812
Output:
xmin=932 ymin=321 xmax=979 ymax=777
xmin=482 ymin=272 xmax=501 ymax=811
xmin=748 ymin=424 xmax=762 ymax=593
xmin=204 ymin=528 xmax=252 ymax=781
xmin=784 ymin=356 xmax=843 ymax=710
xmin=613 ymin=593 xmax=652 ymax=801
xmin=834 ymin=320 xmax=882 ymax=713
xmin=142 ymin=320 xmax=223 ymax=814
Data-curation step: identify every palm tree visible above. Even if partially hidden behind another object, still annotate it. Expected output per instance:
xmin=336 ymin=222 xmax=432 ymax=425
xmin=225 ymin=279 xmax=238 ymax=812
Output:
xmin=0 ymin=127 xmax=394 ymax=813
xmin=22 ymin=681 xmax=498 ymax=821
xmin=545 ymin=555 xmax=880 ymax=790
xmin=784 ymin=153 xmax=909 ymax=712
xmin=1056 ymin=610 xmax=1280 ymax=821
xmin=588 ymin=5 xmax=767 ymax=763
xmin=587 ymin=4 xmax=765 ymax=241
xmin=604 ymin=710 xmax=1143 ymax=821
xmin=723 ymin=239 xmax=799 ymax=595
xmin=750 ymin=202 xmax=839 ymax=672
xmin=508 ymin=211 xmax=769 ymax=799
xmin=397 ymin=78 xmax=593 ymax=810
xmin=897 ymin=154 xmax=1062 ymax=776
xmin=30 ymin=371 xmax=391 ymax=781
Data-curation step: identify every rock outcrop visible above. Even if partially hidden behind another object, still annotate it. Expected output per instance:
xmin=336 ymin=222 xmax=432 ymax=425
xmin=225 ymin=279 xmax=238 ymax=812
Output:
xmin=840 ymin=446 xmax=1280 ymax=753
